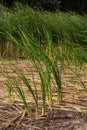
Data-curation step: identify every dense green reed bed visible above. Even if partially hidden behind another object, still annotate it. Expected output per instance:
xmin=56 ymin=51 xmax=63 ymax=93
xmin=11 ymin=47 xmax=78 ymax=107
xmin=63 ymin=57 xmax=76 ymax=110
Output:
xmin=0 ymin=5 xmax=87 ymax=59
xmin=0 ymin=5 xmax=87 ymax=45
xmin=0 ymin=5 xmax=87 ymax=117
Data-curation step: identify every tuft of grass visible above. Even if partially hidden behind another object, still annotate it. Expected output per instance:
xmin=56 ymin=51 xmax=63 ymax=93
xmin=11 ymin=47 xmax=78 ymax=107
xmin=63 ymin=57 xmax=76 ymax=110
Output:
xmin=5 ymin=29 xmax=63 ymax=116
xmin=3 ymin=24 xmax=86 ymax=116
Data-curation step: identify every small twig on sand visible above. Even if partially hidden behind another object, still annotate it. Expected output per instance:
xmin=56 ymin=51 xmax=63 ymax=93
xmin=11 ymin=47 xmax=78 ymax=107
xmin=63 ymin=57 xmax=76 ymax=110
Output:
xmin=2 ymin=109 xmax=26 ymax=129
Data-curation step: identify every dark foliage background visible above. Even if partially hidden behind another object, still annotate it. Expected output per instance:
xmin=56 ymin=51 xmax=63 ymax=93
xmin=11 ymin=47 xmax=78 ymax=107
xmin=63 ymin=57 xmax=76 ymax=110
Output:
xmin=61 ymin=0 xmax=87 ymax=13
xmin=0 ymin=0 xmax=87 ymax=13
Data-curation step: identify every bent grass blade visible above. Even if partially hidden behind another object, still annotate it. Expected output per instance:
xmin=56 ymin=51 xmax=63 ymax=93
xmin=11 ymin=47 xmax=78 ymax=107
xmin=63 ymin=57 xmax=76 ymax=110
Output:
xmin=14 ymin=79 xmax=30 ymax=116
xmin=18 ymin=71 xmax=38 ymax=117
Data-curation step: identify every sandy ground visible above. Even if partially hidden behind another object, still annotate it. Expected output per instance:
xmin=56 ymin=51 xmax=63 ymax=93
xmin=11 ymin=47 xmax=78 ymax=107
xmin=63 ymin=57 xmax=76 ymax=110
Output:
xmin=0 ymin=60 xmax=87 ymax=130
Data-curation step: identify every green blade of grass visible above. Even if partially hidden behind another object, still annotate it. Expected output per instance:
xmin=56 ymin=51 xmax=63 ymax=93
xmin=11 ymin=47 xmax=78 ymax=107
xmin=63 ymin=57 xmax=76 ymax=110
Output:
xmin=14 ymin=79 xmax=30 ymax=116
xmin=19 ymin=72 xmax=38 ymax=112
